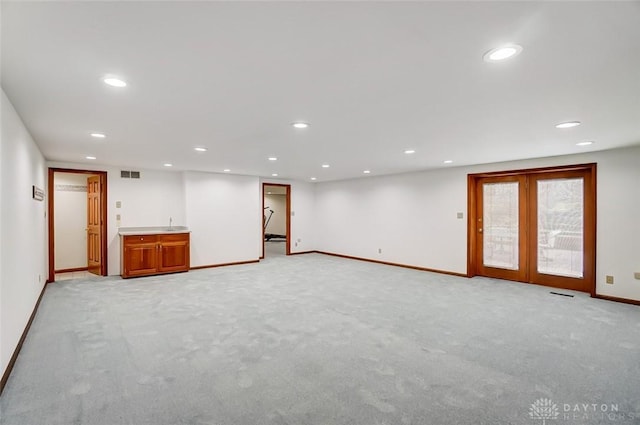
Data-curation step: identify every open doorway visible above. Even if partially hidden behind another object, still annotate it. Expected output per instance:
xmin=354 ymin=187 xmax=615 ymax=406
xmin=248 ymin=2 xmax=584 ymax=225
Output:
xmin=48 ymin=168 xmax=108 ymax=282
xmin=262 ymin=183 xmax=291 ymax=258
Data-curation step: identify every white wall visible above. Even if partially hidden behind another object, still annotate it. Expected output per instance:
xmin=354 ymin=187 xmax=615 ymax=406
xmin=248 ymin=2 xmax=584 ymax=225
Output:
xmin=0 ymin=90 xmax=48 ymax=378
xmin=264 ymin=194 xmax=286 ymax=236
xmin=43 ymin=167 xmax=318 ymax=272
xmin=590 ymin=146 xmax=640 ymax=301
xmin=184 ymin=171 xmax=261 ymax=266
xmin=0 ymin=90 xmax=3 ymax=383
xmin=315 ymin=167 xmax=467 ymax=272
xmin=260 ymin=178 xmax=316 ymax=253
xmin=315 ymin=146 xmax=640 ymax=301
xmin=47 ymin=162 xmax=186 ymax=276
xmin=54 ymin=173 xmax=90 ymax=270
xmin=112 ymin=169 xmax=186 ymax=230
xmin=47 ymin=146 xmax=640 ymax=302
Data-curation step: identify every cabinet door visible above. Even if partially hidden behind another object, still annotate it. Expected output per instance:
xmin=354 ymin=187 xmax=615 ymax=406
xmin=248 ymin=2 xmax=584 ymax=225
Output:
xmin=158 ymin=238 xmax=190 ymax=273
xmin=124 ymin=242 xmax=159 ymax=277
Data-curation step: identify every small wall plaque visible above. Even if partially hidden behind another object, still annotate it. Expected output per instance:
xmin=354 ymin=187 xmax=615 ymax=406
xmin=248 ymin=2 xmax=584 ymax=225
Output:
xmin=32 ymin=185 xmax=44 ymax=201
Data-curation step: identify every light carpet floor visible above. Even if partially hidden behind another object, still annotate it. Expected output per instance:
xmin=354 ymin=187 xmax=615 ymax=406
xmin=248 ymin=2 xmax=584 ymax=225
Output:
xmin=1 ymin=252 xmax=639 ymax=425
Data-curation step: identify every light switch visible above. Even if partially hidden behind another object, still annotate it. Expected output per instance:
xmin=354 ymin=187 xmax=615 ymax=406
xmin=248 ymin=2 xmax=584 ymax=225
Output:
xmin=116 ymin=201 xmax=122 ymax=208
xmin=457 ymin=212 xmax=464 ymax=219
xmin=116 ymin=214 xmax=121 ymax=220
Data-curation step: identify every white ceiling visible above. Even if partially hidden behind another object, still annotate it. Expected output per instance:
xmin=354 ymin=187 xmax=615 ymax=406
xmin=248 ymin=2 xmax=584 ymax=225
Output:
xmin=2 ymin=1 xmax=639 ymax=182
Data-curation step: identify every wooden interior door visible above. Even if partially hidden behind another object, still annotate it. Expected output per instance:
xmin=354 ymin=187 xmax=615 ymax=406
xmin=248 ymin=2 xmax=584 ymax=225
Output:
xmin=87 ymin=175 xmax=102 ymax=275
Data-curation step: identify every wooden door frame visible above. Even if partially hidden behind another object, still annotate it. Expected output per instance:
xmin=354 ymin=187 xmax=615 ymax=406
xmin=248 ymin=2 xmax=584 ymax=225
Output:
xmin=261 ymin=183 xmax=291 ymax=259
xmin=467 ymin=163 xmax=597 ymax=295
xmin=48 ymin=168 xmax=108 ymax=282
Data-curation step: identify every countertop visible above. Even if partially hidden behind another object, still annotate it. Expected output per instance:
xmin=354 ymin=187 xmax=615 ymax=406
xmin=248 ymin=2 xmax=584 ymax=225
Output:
xmin=118 ymin=226 xmax=190 ymax=236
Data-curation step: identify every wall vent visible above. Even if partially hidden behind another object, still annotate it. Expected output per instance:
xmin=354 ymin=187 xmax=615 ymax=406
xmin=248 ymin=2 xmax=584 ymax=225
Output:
xmin=121 ymin=170 xmax=141 ymax=179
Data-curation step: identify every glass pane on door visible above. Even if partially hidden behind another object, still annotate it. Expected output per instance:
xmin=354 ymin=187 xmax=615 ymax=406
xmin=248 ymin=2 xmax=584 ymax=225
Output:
xmin=483 ymin=182 xmax=519 ymax=270
xmin=537 ymin=178 xmax=584 ymax=278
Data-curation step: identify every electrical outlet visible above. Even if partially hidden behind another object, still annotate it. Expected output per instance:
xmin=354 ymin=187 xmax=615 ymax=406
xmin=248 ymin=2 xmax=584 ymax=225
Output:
xmin=116 ymin=201 xmax=122 ymax=208
xmin=606 ymin=275 xmax=614 ymax=284
xmin=457 ymin=212 xmax=464 ymax=219
xmin=38 ymin=274 xmax=41 ymax=283
xmin=634 ymin=272 xmax=640 ymax=280
xmin=378 ymin=248 xmax=382 ymax=254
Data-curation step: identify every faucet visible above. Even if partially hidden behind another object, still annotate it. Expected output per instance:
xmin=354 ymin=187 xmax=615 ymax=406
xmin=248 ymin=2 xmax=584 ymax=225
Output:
xmin=169 ymin=216 xmax=173 ymax=230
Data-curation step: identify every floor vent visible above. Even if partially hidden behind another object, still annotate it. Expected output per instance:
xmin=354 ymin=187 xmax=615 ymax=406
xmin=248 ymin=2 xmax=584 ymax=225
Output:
xmin=550 ymin=291 xmax=574 ymax=298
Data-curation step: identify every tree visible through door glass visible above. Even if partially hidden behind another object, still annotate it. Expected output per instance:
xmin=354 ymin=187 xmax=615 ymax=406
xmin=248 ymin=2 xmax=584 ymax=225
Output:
xmin=483 ymin=182 xmax=519 ymax=270
xmin=537 ymin=178 xmax=584 ymax=278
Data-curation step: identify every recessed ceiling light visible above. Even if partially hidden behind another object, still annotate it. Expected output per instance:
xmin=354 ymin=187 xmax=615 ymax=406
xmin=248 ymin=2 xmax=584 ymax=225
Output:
xmin=363 ymin=170 xmax=371 ymax=174
xmin=272 ymin=173 xmax=278 ymax=177
xmin=90 ymin=133 xmax=106 ymax=138
xmin=223 ymin=169 xmax=231 ymax=172
xmin=163 ymin=163 xmax=173 ymax=167
xmin=404 ymin=149 xmax=416 ymax=154
xmin=321 ymin=164 xmax=330 ymax=168
xmin=310 ymin=177 xmax=317 ymax=181
xmin=556 ymin=121 xmax=582 ymax=129
xmin=86 ymin=156 xmax=96 ymax=160
xmin=483 ymin=44 xmax=523 ymax=62
xmin=443 ymin=160 xmax=453 ymax=164
xmin=103 ymin=77 xmax=127 ymax=88
xmin=292 ymin=122 xmax=309 ymax=129
xmin=194 ymin=147 xmax=208 ymax=152
xmin=268 ymin=157 xmax=278 ymax=161
xmin=576 ymin=141 xmax=594 ymax=146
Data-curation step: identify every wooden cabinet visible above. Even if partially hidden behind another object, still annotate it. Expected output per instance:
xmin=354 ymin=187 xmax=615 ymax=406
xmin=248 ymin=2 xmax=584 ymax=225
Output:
xmin=122 ymin=235 xmax=159 ymax=277
xmin=121 ymin=233 xmax=190 ymax=278
xmin=158 ymin=233 xmax=190 ymax=273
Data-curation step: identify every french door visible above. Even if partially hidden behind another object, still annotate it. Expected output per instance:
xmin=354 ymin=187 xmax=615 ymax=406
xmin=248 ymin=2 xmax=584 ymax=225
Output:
xmin=469 ymin=164 xmax=596 ymax=293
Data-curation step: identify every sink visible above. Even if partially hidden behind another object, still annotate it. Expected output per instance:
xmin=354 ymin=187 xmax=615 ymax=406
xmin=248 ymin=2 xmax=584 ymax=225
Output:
xmin=161 ymin=226 xmax=189 ymax=232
